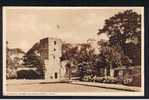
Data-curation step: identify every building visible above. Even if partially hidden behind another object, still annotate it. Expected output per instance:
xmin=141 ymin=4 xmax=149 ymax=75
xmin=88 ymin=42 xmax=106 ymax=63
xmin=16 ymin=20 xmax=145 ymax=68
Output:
xmin=39 ymin=37 xmax=66 ymax=81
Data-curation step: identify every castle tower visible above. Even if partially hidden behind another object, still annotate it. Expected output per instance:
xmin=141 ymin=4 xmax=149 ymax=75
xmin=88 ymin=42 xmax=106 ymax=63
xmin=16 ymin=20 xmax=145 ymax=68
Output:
xmin=39 ymin=37 xmax=64 ymax=81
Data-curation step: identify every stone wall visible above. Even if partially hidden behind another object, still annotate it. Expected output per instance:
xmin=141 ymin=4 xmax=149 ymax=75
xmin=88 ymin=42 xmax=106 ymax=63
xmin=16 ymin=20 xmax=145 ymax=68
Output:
xmin=39 ymin=37 xmax=65 ymax=81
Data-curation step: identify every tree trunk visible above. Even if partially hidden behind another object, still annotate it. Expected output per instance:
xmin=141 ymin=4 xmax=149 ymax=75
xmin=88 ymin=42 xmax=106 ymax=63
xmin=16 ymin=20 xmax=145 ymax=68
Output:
xmin=110 ymin=69 xmax=114 ymax=77
xmin=109 ymin=64 xmax=114 ymax=77
xmin=104 ymin=68 xmax=107 ymax=78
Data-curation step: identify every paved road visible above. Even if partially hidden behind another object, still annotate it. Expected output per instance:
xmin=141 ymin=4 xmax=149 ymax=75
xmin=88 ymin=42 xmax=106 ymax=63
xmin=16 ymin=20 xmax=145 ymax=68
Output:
xmin=6 ymin=82 xmax=125 ymax=93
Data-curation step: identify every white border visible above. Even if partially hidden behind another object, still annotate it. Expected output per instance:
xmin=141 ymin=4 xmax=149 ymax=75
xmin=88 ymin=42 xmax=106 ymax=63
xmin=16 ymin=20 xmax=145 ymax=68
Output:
xmin=3 ymin=6 xmax=144 ymax=96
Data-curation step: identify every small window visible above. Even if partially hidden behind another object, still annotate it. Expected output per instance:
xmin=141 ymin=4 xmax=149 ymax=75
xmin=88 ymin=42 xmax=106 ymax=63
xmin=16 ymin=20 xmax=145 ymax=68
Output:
xmin=54 ymin=41 xmax=56 ymax=45
xmin=55 ymin=72 xmax=58 ymax=79
xmin=52 ymin=54 xmax=55 ymax=59
xmin=50 ymin=76 xmax=53 ymax=79
xmin=54 ymin=48 xmax=56 ymax=51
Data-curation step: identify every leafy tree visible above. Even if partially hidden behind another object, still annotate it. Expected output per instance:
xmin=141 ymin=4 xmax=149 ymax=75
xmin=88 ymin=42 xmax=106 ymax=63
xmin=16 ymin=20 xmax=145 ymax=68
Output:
xmin=98 ymin=10 xmax=141 ymax=65
xmin=61 ymin=43 xmax=78 ymax=62
xmin=62 ymin=43 xmax=97 ymax=79
xmin=96 ymin=40 xmax=132 ymax=77
xmin=23 ymin=44 xmax=45 ymax=79
xmin=6 ymin=41 xmax=17 ymax=79
xmin=78 ymin=43 xmax=97 ymax=76
xmin=6 ymin=53 xmax=16 ymax=79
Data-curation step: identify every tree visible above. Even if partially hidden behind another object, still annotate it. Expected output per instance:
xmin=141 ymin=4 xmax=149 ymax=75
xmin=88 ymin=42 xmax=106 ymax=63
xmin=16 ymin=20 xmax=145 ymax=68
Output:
xmin=98 ymin=10 xmax=141 ymax=65
xmin=23 ymin=44 xmax=45 ymax=79
xmin=61 ymin=43 xmax=97 ymax=79
xmin=78 ymin=43 xmax=97 ymax=76
xmin=96 ymin=39 xmax=133 ymax=77
xmin=6 ymin=53 xmax=17 ymax=79
xmin=61 ymin=43 xmax=77 ymax=62
xmin=6 ymin=41 xmax=17 ymax=79
xmin=97 ymin=40 xmax=120 ymax=76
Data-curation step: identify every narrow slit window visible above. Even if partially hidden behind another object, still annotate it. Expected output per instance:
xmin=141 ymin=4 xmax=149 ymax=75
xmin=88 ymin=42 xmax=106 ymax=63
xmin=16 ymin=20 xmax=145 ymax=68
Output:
xmin=54 ymin=41 xmax=56 ymax=45
xmin=53 ymin=55 xmax=55 ymax=59
xmin=55 ymin=72 xmax=58 ymax=79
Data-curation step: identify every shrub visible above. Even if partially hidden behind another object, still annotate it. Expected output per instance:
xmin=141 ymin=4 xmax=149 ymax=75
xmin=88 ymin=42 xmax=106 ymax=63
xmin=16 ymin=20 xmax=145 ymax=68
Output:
xmin=95 ymin=77 xmax=105 ymax=83
xmin=6 ymin=68 xmax=17 ymax=79
xmin=82 ymin=75 xmax=93 ymax=82
xmin=123 ymin=68 xmax=141 ymax=87
xmin=105 ymin=76 xmax=118 ymax=84
xmin=82 ymin=75 xmax=118 ymax=84
xmin=95 ymin=76 xmax=118 ymax=84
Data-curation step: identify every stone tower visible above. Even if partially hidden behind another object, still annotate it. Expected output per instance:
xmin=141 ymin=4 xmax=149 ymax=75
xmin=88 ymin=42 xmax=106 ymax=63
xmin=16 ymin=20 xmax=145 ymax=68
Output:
xmin=39 ymin=37 xmax=65 ymax=81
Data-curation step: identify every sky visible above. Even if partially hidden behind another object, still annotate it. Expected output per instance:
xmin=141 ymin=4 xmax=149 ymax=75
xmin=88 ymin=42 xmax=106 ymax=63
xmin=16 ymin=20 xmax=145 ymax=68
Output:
xmin=4 ymin=7 xmax=143 ymax=52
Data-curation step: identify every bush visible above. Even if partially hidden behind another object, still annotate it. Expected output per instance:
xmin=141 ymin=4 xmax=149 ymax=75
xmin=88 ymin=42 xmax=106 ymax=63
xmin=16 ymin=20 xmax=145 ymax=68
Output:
xmin=105 ymin=76 xmax=118 ymax=84
xmin=123 ymin=68 xmax=141 ymax=87
xmin=6 ymin=68 xmax=17 ymax=79
xmin=81 ymin=75 xmax=118 ymax=84
xmin=95 ymin=76 xmax=118 ymax=84
xmin=95 ymin=77 xmax=105 ymax=83
xmin=82 ymin=75 xmax=93 ymax=82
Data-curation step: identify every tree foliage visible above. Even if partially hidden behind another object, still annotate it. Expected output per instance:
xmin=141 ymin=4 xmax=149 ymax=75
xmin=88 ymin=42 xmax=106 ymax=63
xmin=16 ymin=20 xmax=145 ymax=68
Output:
xmin=98 ymin=10 xmax=141 ymax=65
xmin=61 ymin=43 xmax=97 ymax=78
xmin=23 ymin=47 xmax=45 ymax=79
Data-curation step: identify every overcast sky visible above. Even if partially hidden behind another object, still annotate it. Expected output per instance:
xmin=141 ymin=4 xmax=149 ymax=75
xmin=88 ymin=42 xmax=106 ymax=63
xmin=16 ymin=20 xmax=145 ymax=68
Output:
xmin=4 ymin=7 xmax=142 ymax=52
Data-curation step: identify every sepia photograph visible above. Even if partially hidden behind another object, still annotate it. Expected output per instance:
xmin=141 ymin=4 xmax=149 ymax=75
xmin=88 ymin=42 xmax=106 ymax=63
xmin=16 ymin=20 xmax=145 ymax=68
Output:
xmin=3 ymin=7 xmax=144 ymax=96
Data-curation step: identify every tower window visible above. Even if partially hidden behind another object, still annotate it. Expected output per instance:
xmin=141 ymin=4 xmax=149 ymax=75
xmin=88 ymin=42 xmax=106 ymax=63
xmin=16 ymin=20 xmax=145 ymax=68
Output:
xmin=53 ymin=55 xmax=55 ymax=59
xmin=54 ymin=48 xmax=56 ymax=51
xmin=54 ymin=41 xmax=56 ymax=45
xmin=55 ymin=72 xmax=58 ymax=79
xmin=50 ymin=76 xmax=53 ymax=79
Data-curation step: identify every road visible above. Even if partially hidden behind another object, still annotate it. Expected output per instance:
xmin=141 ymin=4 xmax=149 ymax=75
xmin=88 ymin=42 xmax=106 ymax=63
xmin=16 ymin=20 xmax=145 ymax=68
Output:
xmin=5 ymin=80 xmax=127 ymax=95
